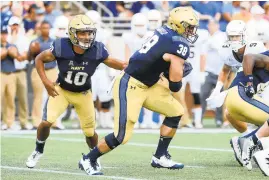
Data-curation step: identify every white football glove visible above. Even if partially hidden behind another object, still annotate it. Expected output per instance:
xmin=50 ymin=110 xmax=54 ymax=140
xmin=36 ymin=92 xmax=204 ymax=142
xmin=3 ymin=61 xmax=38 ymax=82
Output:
xmin=206 ymin=81 xmax=225 ymax=109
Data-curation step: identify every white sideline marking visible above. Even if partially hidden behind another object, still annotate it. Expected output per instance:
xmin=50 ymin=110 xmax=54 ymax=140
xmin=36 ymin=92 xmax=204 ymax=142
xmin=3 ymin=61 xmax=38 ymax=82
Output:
xmin=0 ymin=128 xmax=240 ymax=135
xmin=2 ymin=135 xmax=233 ymax=153
xmin=0 ymin=166 xmax=144 ymax=180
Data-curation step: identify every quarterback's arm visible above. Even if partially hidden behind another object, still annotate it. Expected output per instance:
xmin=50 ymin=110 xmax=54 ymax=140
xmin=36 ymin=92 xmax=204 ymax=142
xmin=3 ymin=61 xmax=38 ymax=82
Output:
xmin=35 ymin=49 xmax=56 ymax=82
xmin=103 ymin=56 xmax=128 ymax=70
xmin=243 ymin=53 xmax=269 ymax=76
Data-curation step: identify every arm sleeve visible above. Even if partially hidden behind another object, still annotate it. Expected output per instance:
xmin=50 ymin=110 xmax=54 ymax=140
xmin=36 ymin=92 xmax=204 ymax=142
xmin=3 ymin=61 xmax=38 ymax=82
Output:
xmin=167 ymin=37 xmax=190 ymax=60
xmin=50 ymin=39 xmax=61 ymax=58
xmin=97 ymin=42 xmax=109 ymax=62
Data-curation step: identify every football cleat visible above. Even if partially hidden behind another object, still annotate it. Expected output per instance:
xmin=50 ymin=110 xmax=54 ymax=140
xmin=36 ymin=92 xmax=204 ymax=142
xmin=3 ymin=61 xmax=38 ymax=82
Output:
xmin=253 ymin=148 xmax=269 ymax=176
xmin=230 ymin=136 xmax=244 ymax=166
xmin=151 ymin=152 xmax=184 ymax=169
xmin=78 ymin=154 xmax=103 ymax=175
xmin=79 ymin=154 xmax=101 ymax=172
xmin=26 ymin=150 xmax=43 ymax=168
xmin=241 ymin=137 xmax=257 ymax=170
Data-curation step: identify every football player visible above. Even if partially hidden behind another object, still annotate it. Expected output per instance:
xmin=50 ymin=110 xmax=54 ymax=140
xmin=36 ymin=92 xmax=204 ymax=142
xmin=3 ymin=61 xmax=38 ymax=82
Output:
xmin=205 ymin=20 xmax=268 ymax=166
xmin=147 ymin=9 xmax=162 ymax=32
xmin=86 ymin=10 xmax=114 ymax=129
xmin=79 ymin=7 xmax=199 ymax=175
xmin=25 ymin=15 xmax=127 ymax=168
xmin=237 ymin=51 xmax=269 ymax=171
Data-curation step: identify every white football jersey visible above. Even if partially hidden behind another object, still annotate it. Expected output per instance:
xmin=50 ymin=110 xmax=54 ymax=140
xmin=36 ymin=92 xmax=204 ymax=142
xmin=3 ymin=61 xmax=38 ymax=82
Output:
xmin=220 ymin=41 xmax=266 ymax=69
xmin=122 ymin=31 xmax=152 ymax=55
xmin=187 ymin=29 xmax=209 ymax=70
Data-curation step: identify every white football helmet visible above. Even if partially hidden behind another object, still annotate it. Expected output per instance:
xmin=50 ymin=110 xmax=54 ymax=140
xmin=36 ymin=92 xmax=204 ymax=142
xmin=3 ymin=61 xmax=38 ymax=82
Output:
xmin=53 ymin=16 xmax=69 ymax=38
xmin=226 ymin=20 xmax=247 ymax=52
xmin=147 ymin=10 xmax=162 ymax=31
xmin=131 ymin=13 xmax=148 ymax=37
xmin=86 ymin=10 xmax=102 ymax=29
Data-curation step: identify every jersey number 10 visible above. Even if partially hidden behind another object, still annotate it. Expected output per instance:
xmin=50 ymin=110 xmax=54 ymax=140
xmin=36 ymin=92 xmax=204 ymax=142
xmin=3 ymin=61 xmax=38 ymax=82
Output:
xmin=65 ymin=71 xmax=88 ymax=86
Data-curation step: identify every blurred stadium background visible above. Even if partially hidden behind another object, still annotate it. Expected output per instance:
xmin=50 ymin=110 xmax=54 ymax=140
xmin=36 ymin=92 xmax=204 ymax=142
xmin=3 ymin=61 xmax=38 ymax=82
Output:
xmin=1 ymin=1 xmax=269 ymax=131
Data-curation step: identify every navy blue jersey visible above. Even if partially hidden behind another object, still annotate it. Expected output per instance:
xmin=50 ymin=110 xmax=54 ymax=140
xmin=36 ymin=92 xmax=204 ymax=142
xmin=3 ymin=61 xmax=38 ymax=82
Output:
xmin=50 ymin=38 xmax=109 ymax=92
xmin=125 ymin=25 xmax=190 ymax=87
xmin=1 ymin=43 xmax=16 ymax=73
xmin=230 ymin=50 xmax=269 ymax=91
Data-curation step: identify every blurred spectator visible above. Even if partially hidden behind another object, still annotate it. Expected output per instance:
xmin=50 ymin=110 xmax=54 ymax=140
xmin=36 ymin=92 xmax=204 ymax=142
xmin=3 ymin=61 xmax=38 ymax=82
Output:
xmin=152 ymin=1 xmax=170 ymax=16
xmin=36 ymin=8 xmax=45 ymax=23
xmin=1 ymin=25 xmax=19 ymax=130
xmin=29 ymin=21 xmax=57 ymax=129
xmin=61 ymin=4 xmax=72 ymax=20
xmin=11 ymin=2 xmax=24 ymax=18
xmin=23 ymin=4 xmax=38 ymax=34
xmin=1 ymin=1 xmax=12 ymax=27
xmin=173 ymin=1 xmax=193 ymax=8
xmin=247 ymin=5 xmax=269 ymax=41
xmin=191 ymin=1 xmax=221 ymax=30
xmin=232 ymin=1 xmax=252 ymax=23
xmin=264 ymin=2 xmax=269 ymax=21
xmin=7 ymin=16 xmax=32 ymax=130
xmin=98 ymin=1 xmax=132 ymax=17
xmin=130 ymin=1 xmax=155 ymax=14
xmin=200 ymin=20 xmax=226 ymax=127
xmin=219 ymin=1 xmax=241 ymax=32
xmin=43 ymin=1 xmax=62 ymax=27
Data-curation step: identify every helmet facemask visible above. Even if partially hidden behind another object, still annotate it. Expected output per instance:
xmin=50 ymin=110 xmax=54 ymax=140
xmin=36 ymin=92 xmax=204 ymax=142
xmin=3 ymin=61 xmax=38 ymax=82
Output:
xmin=70 ymin=27 xmax=96 ymax=49
xmin=227 ymin=33 xmax=246 ymax=52
xmin=181 ymin=22 xmax=199 ymax=44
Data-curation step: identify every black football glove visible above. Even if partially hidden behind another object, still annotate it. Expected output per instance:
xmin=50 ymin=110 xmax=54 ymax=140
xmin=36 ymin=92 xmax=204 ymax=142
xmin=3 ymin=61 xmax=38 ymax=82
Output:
xmin=240 ymin=75 xmax=255 ymax=98
xmin=183 ymin=61 xmax=193 ymax=77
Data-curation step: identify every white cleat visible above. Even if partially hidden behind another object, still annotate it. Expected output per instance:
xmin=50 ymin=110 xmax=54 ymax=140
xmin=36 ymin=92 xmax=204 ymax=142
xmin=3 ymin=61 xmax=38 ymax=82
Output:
xmin=242 ymin=137 xmax=257 ymax=170
xmin=78 ymin=154 xmax=103 ymax=175
xmin=151 ymin=152 xmax=184 ymax=169
xmin=253 ymin=148 xmax=269 ymax=176
xmin=26 ymin=150 xmax=43 ymax=168
xmin=230 ymin=136 xmax=244 ymax=166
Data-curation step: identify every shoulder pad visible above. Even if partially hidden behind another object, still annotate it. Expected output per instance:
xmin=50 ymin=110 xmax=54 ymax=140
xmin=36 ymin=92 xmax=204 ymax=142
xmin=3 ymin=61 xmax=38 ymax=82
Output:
xmin=156 ymin=27 xmax=168 ymax=35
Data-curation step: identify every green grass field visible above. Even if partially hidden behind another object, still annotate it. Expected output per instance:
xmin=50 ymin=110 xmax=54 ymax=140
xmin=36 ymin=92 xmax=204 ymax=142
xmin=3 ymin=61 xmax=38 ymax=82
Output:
xmin=1 ymin=129 xmax=268 ymax=180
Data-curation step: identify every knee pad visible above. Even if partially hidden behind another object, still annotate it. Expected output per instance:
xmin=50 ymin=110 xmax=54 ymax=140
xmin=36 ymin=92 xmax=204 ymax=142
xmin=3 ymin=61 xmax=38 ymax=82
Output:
xmin=192 ymin=93 xmax=201 ymax=105
xmin=82 ymin=127 xmax=95 ymax=137
xmin=105 ymin=133 xmax=120 ymax=149
xmin=162 ymin=116 xmax=181 ymax=128
xmin=101 ymin=101 xmax=111 ymax=109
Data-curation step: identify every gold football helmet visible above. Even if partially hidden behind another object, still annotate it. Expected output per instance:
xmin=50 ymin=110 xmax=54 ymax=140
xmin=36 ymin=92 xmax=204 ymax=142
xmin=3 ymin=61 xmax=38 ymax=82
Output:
xmin=68 ymin=14 xmax=97 ymax=49
xmin=168 ymin=7 xmax=199 ymax=43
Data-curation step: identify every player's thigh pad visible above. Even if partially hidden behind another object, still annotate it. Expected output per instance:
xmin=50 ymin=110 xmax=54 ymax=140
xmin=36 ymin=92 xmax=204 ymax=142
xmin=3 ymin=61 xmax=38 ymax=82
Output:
xmin=143 ymin=83 xmax=184 ymax=117
xmin=43 ymin=86 xmax=69 ymax=123
xmin=71 ymin=90 xmax=96 ymax=137
xmin=113 ymin=73 xmax=147 ymax=144
xmin=225 ymin=86 xmax=269 ymax=126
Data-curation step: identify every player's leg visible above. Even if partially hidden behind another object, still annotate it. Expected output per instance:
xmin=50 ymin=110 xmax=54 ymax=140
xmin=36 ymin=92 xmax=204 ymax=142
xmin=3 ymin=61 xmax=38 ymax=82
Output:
xmin=26 ymin=86 xmax=69 ymax=168
xmin=1 ymin=73 xmax=8 ymax=128
xmin=31 ymin=68 xmax=44 ymax=129
xmin=143 ymin=83 xmax=184 ymax=169
xmin=225 ymin=86 xmax=269 ymax=126
xmin=15 ymin=71 xmax=30 ymax=129
xmin=72 ymin=90 xmax=97 ymax=149
xmin=79 ymin=73 xmax=146 ymax=175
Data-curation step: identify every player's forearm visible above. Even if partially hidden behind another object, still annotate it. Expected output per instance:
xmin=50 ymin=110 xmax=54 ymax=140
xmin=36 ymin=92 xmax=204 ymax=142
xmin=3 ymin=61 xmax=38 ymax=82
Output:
xmin=104 ymin=58 xmax=126 ymax=70
xmin=169 ymin=59 xmax=183 ymax=82
xmin=1 ymin=49 xmax=8 ymax=60
xmin=35 ymin=54 xmax=49 ymax=83
xmin=243 ymin=54 xmax=256 ymax=76
xmin=218 ymin=65 xmax=231 ymax=83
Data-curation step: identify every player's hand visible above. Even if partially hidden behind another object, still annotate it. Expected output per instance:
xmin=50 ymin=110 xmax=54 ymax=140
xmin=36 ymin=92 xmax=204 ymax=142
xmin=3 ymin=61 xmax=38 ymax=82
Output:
xmin=123 ymin=61 xmax=129 ymax=69
xmin=240 ymin=82 xmax=255 ymax=98
xmin=43 ymin=80 xmax=59 ymax=98
xmin=183 ymin=61 xmax=193 ymax=77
